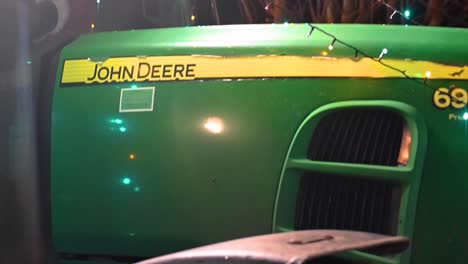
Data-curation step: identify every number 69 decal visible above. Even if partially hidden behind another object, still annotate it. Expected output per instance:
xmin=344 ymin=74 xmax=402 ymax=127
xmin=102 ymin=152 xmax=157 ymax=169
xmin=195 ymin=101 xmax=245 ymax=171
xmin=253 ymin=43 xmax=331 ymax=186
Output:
xmin=433 ymin=87 xmax=467 ymax=109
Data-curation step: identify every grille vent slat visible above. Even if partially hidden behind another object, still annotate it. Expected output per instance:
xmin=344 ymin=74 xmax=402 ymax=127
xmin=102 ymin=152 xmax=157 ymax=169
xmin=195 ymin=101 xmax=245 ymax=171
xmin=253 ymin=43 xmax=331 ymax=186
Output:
xmin=347 ymin=113 xmax=362 ymax=162
xmin=326 ymin=112 xmax=346 ymax=161
xmin=295 ymin=172 xmax=403 ymax=235
xmin=295 ymin=108 xmax=405 ymax=235
xmin=307 ymin=109 xmax=404 ymax=166
xmin=376 ymin=114 xmax=393 ymax=164
xmin=359 ymin=112 xmax=377 ymax=164
xmin=323 ymin=115 xmax=340 ymax=161
xmin=336 ymin=113 xmax=357 ymax=160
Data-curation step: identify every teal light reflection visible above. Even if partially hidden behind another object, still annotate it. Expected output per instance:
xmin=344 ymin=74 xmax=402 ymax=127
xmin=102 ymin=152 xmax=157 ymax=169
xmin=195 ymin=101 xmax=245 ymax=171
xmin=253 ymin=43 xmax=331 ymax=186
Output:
xmin=119 ymin=127 xmax=127 ymax=132
xmin=110 ymin=118 xmax=123 ymax=124
xmin=122 ymin=177 xmax=131 ymax=185
xmin=463 ymin=112 xmax=468 ymax=120
xmin=131 ymin=84 xmax=138 ymax=89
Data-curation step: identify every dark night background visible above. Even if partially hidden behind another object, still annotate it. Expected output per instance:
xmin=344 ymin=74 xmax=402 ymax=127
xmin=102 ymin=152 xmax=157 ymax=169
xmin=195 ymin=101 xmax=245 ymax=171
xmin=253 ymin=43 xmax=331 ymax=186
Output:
xmin=0 ymin=0 xmax=466 ymax=263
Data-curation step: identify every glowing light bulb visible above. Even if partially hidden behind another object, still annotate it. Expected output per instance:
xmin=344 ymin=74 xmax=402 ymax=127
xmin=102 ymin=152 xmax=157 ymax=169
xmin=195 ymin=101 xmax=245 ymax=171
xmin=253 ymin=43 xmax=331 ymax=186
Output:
xmin=129 ymin=154 xmax=135 ymax=160
xmin=425 ymin=71 xmax=431 ymax=78
xmin=91 ymin=23 xmax=95 ymax=29
xmin=321 ymin=51 xmax=328 ymax=56
xmin=328 ymin=39 xmax=336 ymax=51
xmin=463 ymin=112 xmax=468 ymax=120
xmin=191 ymin=15 xmax=196 ymax=21
xmin=404 ymin=10 xmax=410 ymax=18
xmin=378 ymin=48 xmax=388 ymax=60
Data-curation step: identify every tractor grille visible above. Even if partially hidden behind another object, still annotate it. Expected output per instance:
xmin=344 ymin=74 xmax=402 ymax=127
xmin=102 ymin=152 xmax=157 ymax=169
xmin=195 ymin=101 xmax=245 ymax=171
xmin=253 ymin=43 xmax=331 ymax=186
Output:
xmin=295 ymin=172 xmax=402 ymax=235
xmin=295 ymin=108 xmax=405 ymax=235
xmin=307 ymin=109 xmax=404 ymax=166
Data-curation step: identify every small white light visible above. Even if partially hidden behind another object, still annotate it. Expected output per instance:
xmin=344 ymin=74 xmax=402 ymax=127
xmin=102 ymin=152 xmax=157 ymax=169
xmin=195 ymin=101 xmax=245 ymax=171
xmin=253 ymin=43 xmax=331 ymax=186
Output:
xmin=463 ymin=112 xmax=468 ymax=120
xmin=203 ymin=117 xmax=224 ymax=134
xmin=378 ymin=48 xmax=388 ymax=60
xmin=425 ymin=71 xmax=431 ymax=78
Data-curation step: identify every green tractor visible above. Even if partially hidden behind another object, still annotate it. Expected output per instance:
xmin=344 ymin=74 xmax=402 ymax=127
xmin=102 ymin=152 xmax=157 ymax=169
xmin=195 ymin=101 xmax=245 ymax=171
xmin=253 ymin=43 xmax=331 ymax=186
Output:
xmin=0 ymin=1 xmax=467 ymax=264
xmin=51 ymin=24 xmax=467 ymax=264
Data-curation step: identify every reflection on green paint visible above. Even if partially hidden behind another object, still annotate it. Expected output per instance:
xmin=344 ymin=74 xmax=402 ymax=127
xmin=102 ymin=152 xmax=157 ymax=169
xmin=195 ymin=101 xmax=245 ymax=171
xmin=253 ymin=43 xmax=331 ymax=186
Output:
xmin=122 ymin=177 xmax=131 ymax=185
xmin=119 ymin=127 xmax=127 ymax=132
xmin=134 ymin=187 xmax=140 ymax=192
xmin=110 ymin=118 xmax=123 ymax=124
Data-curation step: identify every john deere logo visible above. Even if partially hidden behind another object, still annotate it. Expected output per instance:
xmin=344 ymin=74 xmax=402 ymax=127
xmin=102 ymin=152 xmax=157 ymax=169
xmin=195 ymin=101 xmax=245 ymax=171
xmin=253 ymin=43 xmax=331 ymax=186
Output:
xmin=87 ymin=63 xmax=196 ymax=83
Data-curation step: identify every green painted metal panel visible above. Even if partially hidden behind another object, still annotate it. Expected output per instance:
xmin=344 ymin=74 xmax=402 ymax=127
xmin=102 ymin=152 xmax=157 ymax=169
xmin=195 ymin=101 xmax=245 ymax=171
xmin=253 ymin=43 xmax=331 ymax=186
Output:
xmin=51 ymin=24 xmax=468 ymax=263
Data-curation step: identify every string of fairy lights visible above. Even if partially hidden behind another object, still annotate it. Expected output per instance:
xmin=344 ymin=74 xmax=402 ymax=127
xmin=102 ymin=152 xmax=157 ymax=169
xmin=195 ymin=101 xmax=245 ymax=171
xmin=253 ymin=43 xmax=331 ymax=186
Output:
xmin=306 ymin=23 xmax=464 ymax=103
xmin=260 ymin=0 xmax=464 ymax=105
xmin=262 ymin=0 xmax=417 ymax=24
xmin=376 ymin=0 xmax=420 ymax=25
